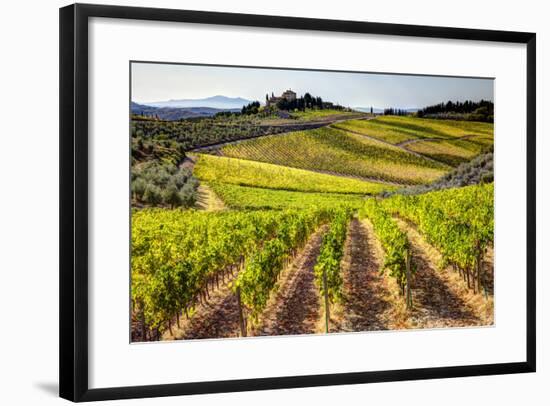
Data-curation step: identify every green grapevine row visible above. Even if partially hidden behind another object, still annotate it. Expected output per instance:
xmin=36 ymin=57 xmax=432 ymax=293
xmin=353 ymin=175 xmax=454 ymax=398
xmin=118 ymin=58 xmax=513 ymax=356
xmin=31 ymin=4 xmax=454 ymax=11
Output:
xmin=359 ymin=199 xmax=412 ymax=295
xmin=314 ymin=208 xmax=353 ymax=305
xmin=382 ymin=183 xmax=493 ymax=293
xmin=132 ymin=209 xmax=303 ymax=339
xmin=233 ymin=208 xmax=332 ymax=325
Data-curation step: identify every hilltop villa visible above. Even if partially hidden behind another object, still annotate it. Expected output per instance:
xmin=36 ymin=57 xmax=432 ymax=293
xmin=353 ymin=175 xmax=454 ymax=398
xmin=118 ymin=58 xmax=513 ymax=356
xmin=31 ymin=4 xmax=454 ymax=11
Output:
xmin=265 ymin=89 xmax=297 ymax=107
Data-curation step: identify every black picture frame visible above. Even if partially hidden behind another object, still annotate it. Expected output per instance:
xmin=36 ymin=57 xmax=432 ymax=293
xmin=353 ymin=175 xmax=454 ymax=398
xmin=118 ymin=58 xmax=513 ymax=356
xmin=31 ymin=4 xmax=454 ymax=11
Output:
xmin=59 ymin=3 xmax=536 ymax=402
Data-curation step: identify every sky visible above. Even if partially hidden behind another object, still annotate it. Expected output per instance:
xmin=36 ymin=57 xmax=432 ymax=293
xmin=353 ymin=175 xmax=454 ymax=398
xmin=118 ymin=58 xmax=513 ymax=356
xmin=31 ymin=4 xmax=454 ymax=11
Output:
xmin=131 ymin=62 xmax=494 ymax=109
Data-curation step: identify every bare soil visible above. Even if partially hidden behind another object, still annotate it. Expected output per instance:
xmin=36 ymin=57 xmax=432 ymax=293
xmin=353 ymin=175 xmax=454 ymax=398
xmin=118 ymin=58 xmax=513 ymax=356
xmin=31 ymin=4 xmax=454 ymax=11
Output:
xmin=332 ymin=218 xmax=408 ymax=332
xmin=196 ymin=184 xmax=226 ymax=211
xmin=179 ymin=154 xmax=197 ymax=170
xmin=483 ymin=245 xmax=494 ymax=296
xmin=255 ymin=227 xmax=327 ymax=336
xmin=395 ymin=217 xmax=493 ymax=328
xmin=164 ymin=268 xmax=241 ymax=340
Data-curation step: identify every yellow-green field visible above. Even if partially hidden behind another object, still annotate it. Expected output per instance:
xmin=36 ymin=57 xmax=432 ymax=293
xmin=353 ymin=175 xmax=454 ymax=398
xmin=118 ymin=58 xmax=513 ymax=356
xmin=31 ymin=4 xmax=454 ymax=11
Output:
xmin=406 ymin=136 xmax=493 ymax=166
xmin=194 ymin=154 xmax=395 ymax=195
xmin=221 ymin=126 xmax=449 ymax=185
xmin=334 ymin=116 xmax=493 ymax=145
xmin=290 ymin=109 xmax=364 ymax=121
xmin=208 ymin=182 xmax=364 ymax=210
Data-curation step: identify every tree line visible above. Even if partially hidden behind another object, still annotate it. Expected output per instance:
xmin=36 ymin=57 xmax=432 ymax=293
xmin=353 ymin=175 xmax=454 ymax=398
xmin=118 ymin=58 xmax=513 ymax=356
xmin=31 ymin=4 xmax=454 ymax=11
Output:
xmin=382 ymin=100 xmax=494 ymax=122
xmin=383 ymin=108 xmax=409 ymax=116
xmin=417 ymin=100 xmax=494 ymax=122
xmin=418 ymin=100 xmax=494 ymax=116
xmin=273 ymin=92 xmax=345 ymax=112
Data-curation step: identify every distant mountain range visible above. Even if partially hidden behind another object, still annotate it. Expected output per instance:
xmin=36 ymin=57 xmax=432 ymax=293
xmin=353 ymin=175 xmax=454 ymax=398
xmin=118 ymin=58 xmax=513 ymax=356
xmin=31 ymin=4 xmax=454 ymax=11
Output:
xmin=131 ymin=101 xmax=242 ymax=121
xmin=141 ymin=95 xmax=253 ymax=110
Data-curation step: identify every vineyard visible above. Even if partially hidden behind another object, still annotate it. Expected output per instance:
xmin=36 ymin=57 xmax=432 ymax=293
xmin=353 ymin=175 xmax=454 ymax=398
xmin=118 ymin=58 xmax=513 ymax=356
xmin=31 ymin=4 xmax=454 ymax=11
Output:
xmin=221 ymin=126 xmax=449 ymax=184
xmin=290 ymin=109 xmax=363 ymax=121
xmin=131 ymin=114 xmax=495 ymax=341
xmin=382 ymin=183 xmax=494 ymax=295
xmin=335 ymin=116 xmax=494 ymax=145
xmin=194 ymin=154 xmax=394 ymax=195
xmin=208 ymin=183 xmax=364 ymax=210
xmin=132 ymin=114 xmax=285 ymax=153
xmin=405 ymin=137 xmax=493 ymax=166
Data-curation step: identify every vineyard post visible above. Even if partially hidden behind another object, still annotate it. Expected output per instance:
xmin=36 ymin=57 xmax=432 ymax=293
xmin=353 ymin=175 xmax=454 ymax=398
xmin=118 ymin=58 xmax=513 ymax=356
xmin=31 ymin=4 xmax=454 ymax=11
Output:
xmin=323 ymin=266 xmax=330 ymax=333
xmin=476 ymin=241 xmax=482 ymax=294
xmin=483 ymin=271 xmax=489 ymax=300
xmin=139 ymin=310 xmax=146 ymax=341
xmin=405 ymin=249 xmax=412 ymax=309
xmin=236 ymin=286 xmax=247 ymax=337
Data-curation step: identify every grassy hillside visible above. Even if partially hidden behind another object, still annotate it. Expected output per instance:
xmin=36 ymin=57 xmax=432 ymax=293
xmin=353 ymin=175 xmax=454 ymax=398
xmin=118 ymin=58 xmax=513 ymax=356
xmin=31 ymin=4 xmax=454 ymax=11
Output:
xmin=209 ymin=182 xmax=364 ymax=210
xmin=290 ymin=109 xmax=363 ymax=121
xmin=221 ymin=127 xmax=448 ymax=185
xmin=334 ymin=116 xmax=493 ymax=145
xmin=194 ymin=154 xmax=395 ymax=195
xmin=406 ymin=136 xmax=493 ymax=166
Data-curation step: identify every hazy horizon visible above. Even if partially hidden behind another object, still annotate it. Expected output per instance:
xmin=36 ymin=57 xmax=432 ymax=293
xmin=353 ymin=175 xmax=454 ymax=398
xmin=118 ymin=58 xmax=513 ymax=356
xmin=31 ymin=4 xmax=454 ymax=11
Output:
xmin=131 ymin=62 xmax=494 ymax=110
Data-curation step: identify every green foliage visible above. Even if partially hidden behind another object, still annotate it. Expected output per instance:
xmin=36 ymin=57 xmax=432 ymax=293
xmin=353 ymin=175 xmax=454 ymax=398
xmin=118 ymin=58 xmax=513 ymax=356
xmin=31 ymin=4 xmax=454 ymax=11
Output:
xmin=132 ymin=161 xmax=198 ymax=208
xmin=382 ymin=183 xmax=494 ymax=271
xmin=233 ymin=209 xmax=331 ymax=321
xmin=131 ymin=114 xmax=289 ymax=153
xmin=132 ymin=209 xmax=301 ymax=333
xmin=179 ymin=182 xmax=199 ymax=207
xmin=131 ymin=178 xmax=148 ymax=200
xmin=241 ymin=101 xmax=261 ymax=115
xmin=314 ymin=208 xmax=353 ymax=304
xmin=143 ymin=184 xmax=163 ymax=205
xmin=359 ymin=199 xmax=411 ymax=290
xmin=162 ymin=184 xmax=182 ymax=208
xmin=418 ymin=99 xmax=494 ymax=122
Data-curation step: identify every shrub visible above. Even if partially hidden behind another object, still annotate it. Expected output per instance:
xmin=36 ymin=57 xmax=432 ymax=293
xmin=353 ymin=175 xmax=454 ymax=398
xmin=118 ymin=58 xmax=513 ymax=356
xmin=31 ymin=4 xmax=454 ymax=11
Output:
xmin=162 ymin=184 xmax=182 ymax=208
xmin=179 ymin=183 xmax=198 ymax=208
xmin=131 ymin=178 xmax=148 ymax=201
xmin=143 ymin=184 xmax=162 ymax=205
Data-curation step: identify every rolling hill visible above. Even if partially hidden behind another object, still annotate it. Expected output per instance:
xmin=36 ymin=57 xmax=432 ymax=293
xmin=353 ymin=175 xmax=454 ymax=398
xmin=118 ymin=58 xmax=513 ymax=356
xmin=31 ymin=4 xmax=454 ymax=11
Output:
xmin=140 ymin=95 xmax=252 ymax=109
xmin=130 ymin=102 xmax=241 ymax=120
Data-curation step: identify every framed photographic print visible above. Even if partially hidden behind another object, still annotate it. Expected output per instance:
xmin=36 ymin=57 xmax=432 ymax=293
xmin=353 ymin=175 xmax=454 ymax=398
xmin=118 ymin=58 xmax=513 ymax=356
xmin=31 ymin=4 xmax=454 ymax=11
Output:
xmin=59 ymin=3 xmax=536 ymax=402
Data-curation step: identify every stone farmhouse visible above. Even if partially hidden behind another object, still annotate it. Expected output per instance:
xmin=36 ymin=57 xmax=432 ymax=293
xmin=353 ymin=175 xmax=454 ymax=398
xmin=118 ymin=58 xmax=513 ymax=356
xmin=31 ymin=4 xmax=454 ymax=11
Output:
xmin=265 ymin=89 xmax=297 ymax=107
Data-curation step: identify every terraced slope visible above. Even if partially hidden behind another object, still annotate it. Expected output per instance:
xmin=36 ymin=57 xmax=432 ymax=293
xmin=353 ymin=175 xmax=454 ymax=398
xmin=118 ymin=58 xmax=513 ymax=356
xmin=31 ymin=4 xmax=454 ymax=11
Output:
xmin=405 ymin=137 xmax=492 ymax=166
xmin=334 ymin=116 xmax=493 ymax=145
xmin=194 ymin=154 xmax=395 ymax=195
xmin=221 ymin=127 xmax=448 ymax=185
